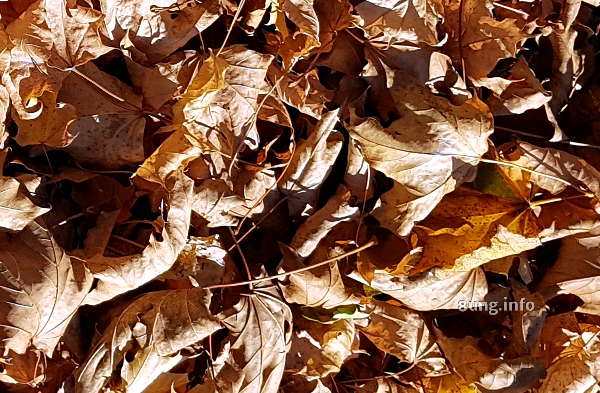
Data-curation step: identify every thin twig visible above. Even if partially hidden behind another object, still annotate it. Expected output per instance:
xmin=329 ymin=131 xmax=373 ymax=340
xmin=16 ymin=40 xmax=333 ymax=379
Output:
xmin=228 ymin=227 xmax=254 ymax=290
xmin=496 ymin=125 xmax=600 ymax=150
xmin=202 ymin=240 xmax=377 ymax=290
xmin=217 ymin=0 xmax=246 ymax=56
xmin=228 ymin=196 xmax=289 ymax=252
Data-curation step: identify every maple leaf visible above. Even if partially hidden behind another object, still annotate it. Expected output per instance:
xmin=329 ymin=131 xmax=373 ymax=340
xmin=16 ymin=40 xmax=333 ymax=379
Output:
xmin=74 ymin=288 xmax=221 ymax=393
xmin=0 ymin=220 xmax=93 ymax=356
xmin=349 ymin=83 xmax=493 ymax=236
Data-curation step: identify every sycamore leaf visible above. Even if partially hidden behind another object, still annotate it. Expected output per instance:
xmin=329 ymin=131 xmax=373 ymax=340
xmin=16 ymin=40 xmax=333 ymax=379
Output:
xmin=290 ymin=185 xmax=359 ymax=258
xmin=12 ymin=89 xmax=77 ymax=148
xmin=356 ymin=0 xmax=441 ymax=46
xmin=286 ymin=318 xmax=357 ymax=379
xmin=349 ymin=267 xmax=488 ymax=311
xmin=137 ymin=46 xmax=273 ymax=187
xmin=538 ymin=230 xmax=600 ymax=315
xmin=0 ymin=220 xmax=93 ymax=356
xmin=496 ymin=141 xmax=600 ymax=204
xmin=57 ymin=62 xmax=146 ymax=168
xmin=83 ymin=172 xmax=193 ymax=305
xmin=436 ymin=0 xmax=528 ymax=87
xmin=268 ymin=64 xmax=333 ymax=119
xmin=196 ymin=287 xmax=293 ymax=393
xmin=349 ymin=84 xmax=493 ymax=235
xmin=101 ymin=0 xmax=222 ymax=62
xmin=0 ymin=176 xmax=49 ymax=231
xmin=360 ymin=300 xmax=447 ymax=374
xmin=487 ymin=57 xmax=551 ymax=115
xmin=6 ymin=0 xmax=111 ymax=70
xmin=74 ymin=289 xmax=221 ymax=393
xmin=278 ymin=243 xmax=358 ymax=309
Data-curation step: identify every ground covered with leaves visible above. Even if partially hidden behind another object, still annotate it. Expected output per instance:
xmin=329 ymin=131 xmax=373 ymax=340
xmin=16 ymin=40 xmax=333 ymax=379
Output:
xmin=3 ymin=0 xmax=600 ymax=392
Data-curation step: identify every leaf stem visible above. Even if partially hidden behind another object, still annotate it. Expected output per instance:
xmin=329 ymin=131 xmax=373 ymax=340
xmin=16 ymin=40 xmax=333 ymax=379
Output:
xmin=529 ymin=192 xmax=595 ymax=207
xmin=202 ymin=240 xmax=377 ymax=290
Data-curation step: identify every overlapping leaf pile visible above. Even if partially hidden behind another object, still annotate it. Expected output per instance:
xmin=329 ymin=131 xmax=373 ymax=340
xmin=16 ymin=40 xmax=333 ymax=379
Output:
xmin=2 ymin=0 xmax=600 ymax=392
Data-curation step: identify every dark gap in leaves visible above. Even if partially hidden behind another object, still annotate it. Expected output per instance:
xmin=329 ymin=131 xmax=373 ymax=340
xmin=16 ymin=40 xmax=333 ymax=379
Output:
xmin=93 ymin=51 xmax=134 ymax=87
xmin=546 ymin=294 xmax=584 ymax=316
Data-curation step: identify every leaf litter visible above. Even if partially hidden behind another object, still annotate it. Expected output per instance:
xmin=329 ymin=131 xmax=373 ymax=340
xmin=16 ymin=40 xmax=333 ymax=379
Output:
xmin=1 ymin=0 xmax=600 ymax=392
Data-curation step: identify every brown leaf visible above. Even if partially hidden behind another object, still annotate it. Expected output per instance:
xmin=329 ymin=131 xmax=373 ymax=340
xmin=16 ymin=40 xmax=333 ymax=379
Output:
xmin=6 ymin=0 xmax=111 ymax=70
xmin=278 ymin=243 xmax=358 ymax=309
xmin=195 ymin=287 xmax=293 ymax=393
xmin=360 ymin=300 xmax=447 ymax=375
xmin=350 ymin=266 xmax=488 ymax=311
xmin=58 ymin=62 xmax=146 ymax=168
xmin=356 ymin=0 xmax=441 ymax=46
xmin=280 ymin=110 xmax=344 ymax=217
xmin=74 ymin=289 xmax=221 ymax=393
xmin=349 ymin=84 xmax=493 ymax=235
xmin=437 ymin=0 xmax=528 ymax=87
xmin=83 ymin=172 xmax=193 ymax=305
xmin=0 ymin=220 xmax=93 ymax=356
xmin=0 ymin=176 xmax=49 ymax=231
xmin=286 ymin=318 xmax=357 ymax=379
xmin=101 ymin=0 xmax=222 ymax=62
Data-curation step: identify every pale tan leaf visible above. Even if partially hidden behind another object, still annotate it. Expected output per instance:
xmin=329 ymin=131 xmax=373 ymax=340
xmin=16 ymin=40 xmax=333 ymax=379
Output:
xmin=74 ymin=289 xmax=221 ymax=393
xmin=137 ymin=46 xmax=274 ymax=187
xmin=0 ymin=177 xmax=49 ymax=231
xmin=6 ymin=0 xmax=111 ymax=70
xmin=278 ymin=243 xmax=358 ymax=309
xmin=58 ymin=62 xmax=145 ymax=168
xmin=159 ymin=235 xmax=238 ymax=287
xmin=280 ymin=110 xmax=344 ymax=217
xmin=83 ymin=172 xmax=193 ymax=305
xmin=349 ymin=85 xmax=493 ymax=235
xmin=290 ymin=185 xmax=359 ymax=258
xmin=437 ymin=0 xmax=528 ymax=86
xmin=360 ymin=300 xmax=446 ymax=375
xmin=0 ymin=221 xmax=93 ymax=356
xmin=196 ymin=287 xmax=293 ymax=393
xmin=356 ymin=0 xmax=441 ymax=46
xmin=286 ymin=318 xmax=357 ymax=379
xmin=350 ymin=267 xmax=488 ymax=311
xmin=101 ymin=0 xmax=222 ymax=62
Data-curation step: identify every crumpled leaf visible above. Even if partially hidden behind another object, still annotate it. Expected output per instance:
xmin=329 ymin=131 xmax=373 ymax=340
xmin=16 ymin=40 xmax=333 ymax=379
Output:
xmin=437 ymin=0 xmax=528 ymax=88
xmin=195 ymin=287 xmax=293 ymax=393
xmin=349 ymin=83 xmax=493 ymax=235
xmin=278 ymin=243 xmax=358 ymax=309
xmin=58 ymin=62 xmax=146 ymax=168
xmin=6 ymin=0 xmax=111 ymax=70
xmin=83 ymin=171 xmax=193 ymax=305
xmin=290 ymin=185 xmax=359 ymax=258
xmin=280 ymin=110 xmax=344 ymax=217
xmin=286 ymin=318 xmax=357 ymax=379
xmin=350 ymin=266 xmax=488 ymax=311
xmin=360 ymin=300 xmax=447 ymax=375
xmin=101 ymin=0 xmax=222 ymax=62
xmin=0 ymin=220 xmax=93 ymax=356
xmin=356 ymin=0 xmax=441 ymax=46
xmin=0 ymin=176 xmax=49 ymax=231
xmin=137 ymin=46 xmax=274 ymax=187
xmin=74 ymin=289 xmax=221 ymax=393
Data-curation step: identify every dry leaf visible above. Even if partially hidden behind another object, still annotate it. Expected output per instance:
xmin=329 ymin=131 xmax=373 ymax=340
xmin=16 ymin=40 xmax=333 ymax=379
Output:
xmin=280 ymin=110 xmax=344 ymax=217
xmin=287 ymin=318 xmax=357 ymax=379
xmin=0 ymin=220 xmax=92 ymax=355
xmin=360 ymin=300 xmax=447 ymax=374
xmin=74 ymin=289 xmax=221 ymax=393
xmin=0 ymin=176 xmax=49 ymax=231
xmin=349 ymin=84 xmax=493 ymax=235
xmin=83 ymin=172 xmax=193 ymax=305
